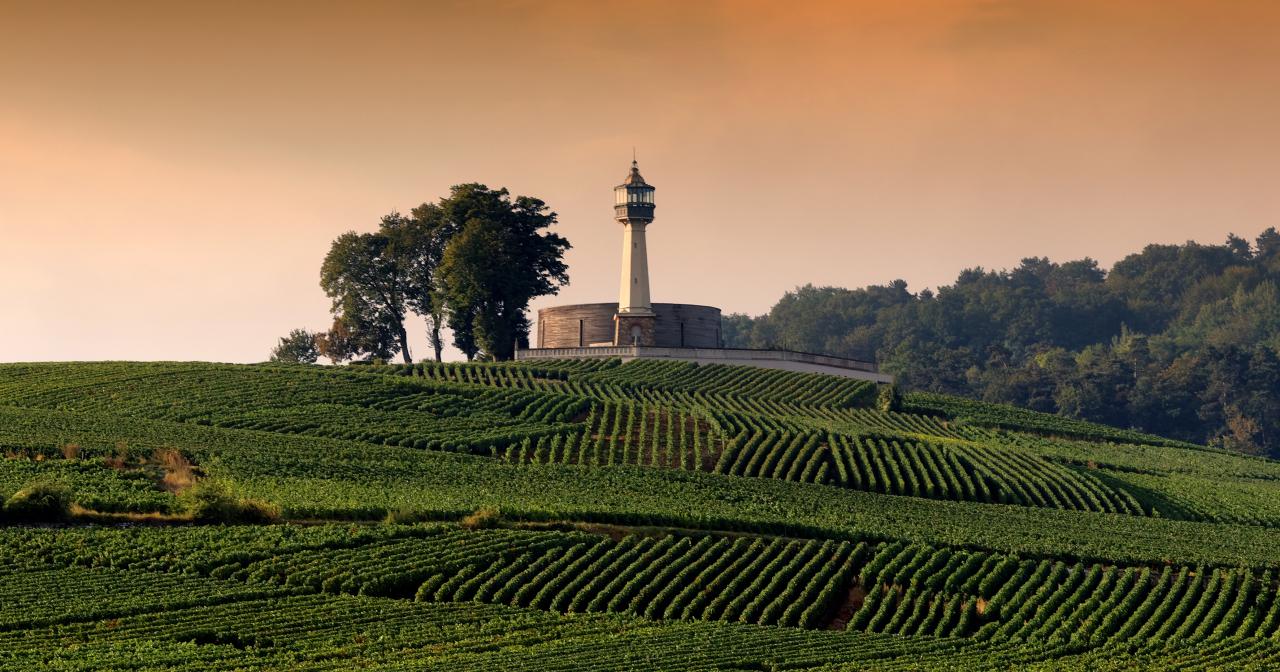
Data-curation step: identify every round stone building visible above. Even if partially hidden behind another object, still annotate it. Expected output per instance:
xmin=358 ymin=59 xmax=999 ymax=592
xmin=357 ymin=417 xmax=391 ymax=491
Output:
xmin=536 ymin=302 xmax=722 ymax=349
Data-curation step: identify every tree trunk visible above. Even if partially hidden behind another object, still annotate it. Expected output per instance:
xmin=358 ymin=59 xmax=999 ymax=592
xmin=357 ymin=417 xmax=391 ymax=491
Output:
xmin=398 ymin=323 xmax=412 ymax=364
xmin=430 ymin=314 xmax=444 ymax=362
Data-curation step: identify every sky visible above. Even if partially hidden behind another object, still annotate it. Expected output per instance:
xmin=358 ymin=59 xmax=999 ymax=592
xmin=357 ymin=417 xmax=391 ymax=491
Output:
xmin=2 ymin=0 xmax=1277 ymax=362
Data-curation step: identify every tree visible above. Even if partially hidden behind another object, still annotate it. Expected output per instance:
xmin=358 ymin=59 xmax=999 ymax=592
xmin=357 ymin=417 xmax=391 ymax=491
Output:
xmin=720 ymin=313 xmax=758 ymax=349
xmin=314 ymin=308 xmax=398 ymax=364
xmin=433 ymin=184 xmax=570 ymax=360
xmin=320 ymin=218 xmax=415 ymax=363
xmin=316 ymin=185 xmax=568 ymax=364
xmin=403 ymin=201 xmax=464 ymax=362
xmin=269 ymin=329 xmax=319 ymax=364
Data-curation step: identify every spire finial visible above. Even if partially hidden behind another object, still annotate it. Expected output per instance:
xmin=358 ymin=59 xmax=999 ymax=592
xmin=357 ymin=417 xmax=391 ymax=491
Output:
xmin=622 ymin=152 xmax=647 ymax=185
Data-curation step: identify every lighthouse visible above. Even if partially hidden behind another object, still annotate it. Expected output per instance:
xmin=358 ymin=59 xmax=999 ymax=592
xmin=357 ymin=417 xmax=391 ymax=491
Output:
xmin=522 ymin=155 xmax=889 ymax=383
xmin=613 ymin=159 xmax=658 ymax=345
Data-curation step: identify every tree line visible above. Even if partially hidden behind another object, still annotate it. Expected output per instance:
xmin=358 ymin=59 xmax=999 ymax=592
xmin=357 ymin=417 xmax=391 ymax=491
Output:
xmin=272 ymin=184 xmax=569 ymax=364
xmin=724 ymin=229 xmax=1280 ymax=456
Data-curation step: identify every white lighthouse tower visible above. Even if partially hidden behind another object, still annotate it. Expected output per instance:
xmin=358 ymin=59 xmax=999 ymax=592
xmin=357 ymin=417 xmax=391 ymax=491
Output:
xmin=613 ymin=159 xmax=658 ymax=345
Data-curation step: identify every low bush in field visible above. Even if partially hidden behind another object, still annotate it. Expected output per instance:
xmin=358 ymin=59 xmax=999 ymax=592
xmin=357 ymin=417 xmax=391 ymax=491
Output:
xmin=460 ymin=506 xmax=502 ymax=530
xmin=182 ymin=481 xmax=279 ymax=524
xmin=876 ymin=384 xmax=902 ymax=413
xmin=3 ymin=480 xmax=72 ymax=522
xmin=384 ymin=508 xmax=444 ymax=525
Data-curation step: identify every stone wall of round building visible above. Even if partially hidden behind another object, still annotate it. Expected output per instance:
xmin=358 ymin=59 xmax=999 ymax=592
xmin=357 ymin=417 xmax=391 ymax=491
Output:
xmin=652 ymin=303 xmax=723 ymax=348
xmin=536 ymin=303 xmax=722 ymax=349
xmin=536 ymin=303 xmax=617 ymax=348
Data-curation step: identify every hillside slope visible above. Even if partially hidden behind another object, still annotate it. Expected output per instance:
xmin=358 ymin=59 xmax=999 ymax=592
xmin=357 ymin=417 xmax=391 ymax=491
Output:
xmin=3 ymin=360 xmax=1280 ymax=670
xmin=723 ymin=231 xmax=1280 ymax=455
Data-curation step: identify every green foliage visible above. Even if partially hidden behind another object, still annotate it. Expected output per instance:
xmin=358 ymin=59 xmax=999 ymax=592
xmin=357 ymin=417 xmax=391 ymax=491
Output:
xmin=316 ymin=185 xmax=570 ymax=363
xmin=9 ymin=359 xmax=1280 ymax=668
xmin=383 ymin=508 xmax=436 ymax=525
xmin=876 ymin=384 xmax=901 ymax=412
xmin=268 ymin=328 xmax=320 ymax=364
xmin=319 ymin=222 xmax=416 ymax=363
xmin=726 ymin=229 xmax=1280 ymax=455
xmin=2 ymin=479 xmax=71 ymax=522
xmin=12 ymin=362 xmax=1280 ymax=565
xmin=0 ymin=457 xmax=179 ymax=514
xmin=182 ymin=481 xmax=279 ymax=524
xmin=903 ymin=391 xmax=1196 ymax=448
xmin=433 ymin=184 xmax=570 ymax=360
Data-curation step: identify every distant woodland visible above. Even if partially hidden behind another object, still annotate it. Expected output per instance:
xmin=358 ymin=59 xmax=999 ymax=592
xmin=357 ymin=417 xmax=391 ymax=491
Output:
xmin=725 ymin=229 xmax=1280 ymax=456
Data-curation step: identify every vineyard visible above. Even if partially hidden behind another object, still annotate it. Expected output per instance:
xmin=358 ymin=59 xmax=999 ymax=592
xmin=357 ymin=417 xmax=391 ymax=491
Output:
xmin=3 ymin=360 xmax=1280 ymax=669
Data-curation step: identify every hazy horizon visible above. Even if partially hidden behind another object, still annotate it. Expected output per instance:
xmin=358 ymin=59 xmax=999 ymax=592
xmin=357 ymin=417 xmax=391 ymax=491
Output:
xmin=4 ymin=0 xmax=1278 ymax=363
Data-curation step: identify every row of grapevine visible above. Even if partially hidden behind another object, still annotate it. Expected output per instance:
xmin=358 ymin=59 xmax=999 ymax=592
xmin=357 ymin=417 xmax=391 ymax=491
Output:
xmin=821 ymin=406 xmax=982 ymax=441
xmin=371 ymin=360 xmax=570 ymax=391
xmin=487 ymin=399 xmax=1143 ymax=520
xmin=6 ymin=582 xmax=1280 ymax=671
xmin=697 ymin=422 xmax=1144 ymax=516
xmin=830 ymin=434 xmax=1144 ymax=515
xmin=355 ymin=359 xmax=880 ymax=421
xmin=226 ymin=528 xmax=596 ymax=598
xmin=417 ymin=533 xmax=860 ymax=629
xmin=521 ymin=375 xmax=855 ymax=420
xmin=212 ymin=401 xmax=578 ymax=456
xmin=903 ymin=391 xmax=1201 ymax=449
xmin=0 ymin=363 xmax=1219 ymax=524
xmin=0 ymin=586 xmax=1136 ymax=672
xmin=843 ymin=543 xmax=1280 ymax=646
xmin=714 ymin=430 xmax=829 ymax=484
xmin=13 ymin=385 xmax=1280 ymax=571
xmin=0 ymin=363 xmax=591 ymax=458
xmin=972 ymin=561 xmax=1280 ymax=645
xmin=64 ymin=523 xmax=864 ymax=631
xmin=949 ymin=439 xmax=1144 ymax=514
xmin=0 ymin=565 xmax=295 ymax=631
xmin=576 ymin=359 xmax=877 ymax=408
xmin=10 ymin=400 xmax=1280 ymax=569
xmin=495 ymin=401 xmax=724 ymax=471
xmin=13 ymin=517 xmax=1280 ymax=649
xmin=847 ymin=544 xmax=989 ymax=638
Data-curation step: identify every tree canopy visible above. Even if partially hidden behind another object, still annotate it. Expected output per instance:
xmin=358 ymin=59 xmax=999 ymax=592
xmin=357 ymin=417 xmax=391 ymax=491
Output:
xmin=434 ymin=185 xmax=570 ymax=361
xmin=269 ymin=329 xmax=320 ymax=364
xmin=313 ymin=183 xmax=569 ymax=363
xmin=319 ymin=218 xmax=417 ymax=363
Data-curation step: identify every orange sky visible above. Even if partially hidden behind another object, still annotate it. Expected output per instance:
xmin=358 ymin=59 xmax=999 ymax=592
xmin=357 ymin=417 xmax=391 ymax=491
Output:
xmin=2 ymin=0 xmax=1278 ymax=362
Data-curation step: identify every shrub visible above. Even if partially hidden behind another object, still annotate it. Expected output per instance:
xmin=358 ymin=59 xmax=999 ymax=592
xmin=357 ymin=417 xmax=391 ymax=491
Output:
xmin=384 ymin=508 xmax=438 ymax=525
xmin=154 ymin=448 xmax=197 ymax=493
xmin=460 ymin=506 xmax=502 ymax=530
xmin=876 ymin=384 xmax=902 ymax=413
xmin=3 ymin=480 xmax=72 ymax=522
xmin=182 ymin=481 xmax=279 ymax=524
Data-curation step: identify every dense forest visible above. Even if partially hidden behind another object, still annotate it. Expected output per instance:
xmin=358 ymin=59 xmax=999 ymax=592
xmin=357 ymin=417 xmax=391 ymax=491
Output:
xmin=724 ymin=229 xmax=1280 ymax=456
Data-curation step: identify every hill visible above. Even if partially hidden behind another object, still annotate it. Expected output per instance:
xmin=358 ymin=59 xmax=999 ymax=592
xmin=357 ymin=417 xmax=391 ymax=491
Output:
xmin=3 ymin=360 xmax=1280 ymax=669
xmin=724 ymin=229 xmax=1280 ymax=456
